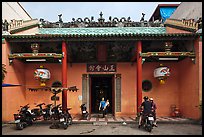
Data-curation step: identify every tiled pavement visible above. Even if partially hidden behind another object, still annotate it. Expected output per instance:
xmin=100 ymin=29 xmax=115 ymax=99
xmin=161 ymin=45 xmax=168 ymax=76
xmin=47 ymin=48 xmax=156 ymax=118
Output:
xmin=71 ymin=114 xmax=198 ymax=124
xmin=5 ymin=114 xmax=198 ymax=125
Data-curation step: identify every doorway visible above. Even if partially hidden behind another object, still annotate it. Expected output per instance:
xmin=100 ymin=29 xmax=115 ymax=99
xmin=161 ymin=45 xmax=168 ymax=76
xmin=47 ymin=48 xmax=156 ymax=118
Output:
xmin=90 ymin=74 xmax=114 ymax=115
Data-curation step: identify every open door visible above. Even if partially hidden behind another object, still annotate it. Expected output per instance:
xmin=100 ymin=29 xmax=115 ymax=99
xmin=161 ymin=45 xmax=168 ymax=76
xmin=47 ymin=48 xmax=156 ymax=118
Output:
xmin=90 ymin=74 xmax=114 ymax=115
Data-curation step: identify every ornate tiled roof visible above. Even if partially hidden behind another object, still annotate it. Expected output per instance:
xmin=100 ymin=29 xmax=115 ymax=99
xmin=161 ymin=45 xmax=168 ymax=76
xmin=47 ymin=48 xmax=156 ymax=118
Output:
xmin=37 ymin=27 xmax=166 ymax=35
xmin=2 ymin=26 xmax=201 ymax=41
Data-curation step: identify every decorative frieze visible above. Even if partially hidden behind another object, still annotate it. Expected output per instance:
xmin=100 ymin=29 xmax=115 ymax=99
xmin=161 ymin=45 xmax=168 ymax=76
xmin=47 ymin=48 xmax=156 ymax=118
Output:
xmin=165 ymin=18 xmax=202 ymax=30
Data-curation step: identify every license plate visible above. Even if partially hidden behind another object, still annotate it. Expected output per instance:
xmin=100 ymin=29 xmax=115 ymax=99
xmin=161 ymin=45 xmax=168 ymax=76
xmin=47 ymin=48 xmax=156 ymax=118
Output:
xmin=148 ymin=117 xmax=154 ymax=121
xmin=15 ymin=119 xmax=20 ymax=123
xmin=83 ymin=111 xmax=86 ymax=113
xmin=60 ymin=118 xmax=65 ymax=122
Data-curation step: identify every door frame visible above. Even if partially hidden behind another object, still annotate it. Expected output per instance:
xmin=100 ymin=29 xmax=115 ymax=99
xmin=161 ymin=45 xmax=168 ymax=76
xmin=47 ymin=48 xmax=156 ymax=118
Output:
xmin=89 ymin=74 xmax=115 ymax=115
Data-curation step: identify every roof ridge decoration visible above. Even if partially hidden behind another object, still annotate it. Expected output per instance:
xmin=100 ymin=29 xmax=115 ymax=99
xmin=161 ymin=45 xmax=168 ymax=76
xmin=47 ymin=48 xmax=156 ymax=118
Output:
xmin=2 ymin=19 xmax=39 ymax=34
xmin=39 ymin=12 xmax=163 ymax=28
xmin=164 ymin=18 xmax=202 ymax=32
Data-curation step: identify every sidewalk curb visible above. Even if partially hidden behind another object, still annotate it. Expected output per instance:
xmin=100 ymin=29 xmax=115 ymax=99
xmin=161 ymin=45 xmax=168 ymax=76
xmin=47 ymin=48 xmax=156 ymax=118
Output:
xmin=3 ymin=119 xmax=199 ymax=126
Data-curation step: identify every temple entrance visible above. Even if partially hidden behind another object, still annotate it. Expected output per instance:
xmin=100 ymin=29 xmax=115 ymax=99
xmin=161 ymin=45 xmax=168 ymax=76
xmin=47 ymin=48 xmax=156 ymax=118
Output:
xmin=90 ymin=74 xmax=114 ymax=115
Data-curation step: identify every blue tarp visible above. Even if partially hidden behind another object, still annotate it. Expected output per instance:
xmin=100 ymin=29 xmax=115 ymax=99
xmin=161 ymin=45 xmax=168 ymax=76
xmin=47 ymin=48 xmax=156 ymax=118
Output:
xmin=160 ymin=7 xmax=177 ymax=22
xmin=2 ymin=83 xmax=21 ymax=87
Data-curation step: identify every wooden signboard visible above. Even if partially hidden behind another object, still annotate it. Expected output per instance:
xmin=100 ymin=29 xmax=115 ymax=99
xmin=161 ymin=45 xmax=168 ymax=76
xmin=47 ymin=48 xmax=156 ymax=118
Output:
xmin=87 ymin=64 xmax=116 ymax=72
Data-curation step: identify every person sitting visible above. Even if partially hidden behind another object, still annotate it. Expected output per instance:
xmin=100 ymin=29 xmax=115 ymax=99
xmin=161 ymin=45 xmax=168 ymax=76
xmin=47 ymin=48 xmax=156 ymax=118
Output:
xmin=149 ymin=97 xmax=157 ymax=127
xmin=138 ymin=96 xmax=152 ymax=128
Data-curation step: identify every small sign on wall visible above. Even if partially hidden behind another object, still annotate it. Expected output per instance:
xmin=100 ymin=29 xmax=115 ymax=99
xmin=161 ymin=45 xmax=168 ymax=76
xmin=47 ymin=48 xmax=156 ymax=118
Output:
xmin=51 ymin=95 xmax=59 ymax=101
xmin=78 ymin=95 xmax=82 ymax=100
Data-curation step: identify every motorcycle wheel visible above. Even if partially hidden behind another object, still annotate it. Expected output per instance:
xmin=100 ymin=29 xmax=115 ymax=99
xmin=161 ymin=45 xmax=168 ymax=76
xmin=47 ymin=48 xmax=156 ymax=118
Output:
xmin=43 ymin=115 xmax=48 ymax=120
xmin=146 ymin=125 xmax=152 ymax=132
xmin=27 ymin=117 xmax=33 ymax=125
xmin=68 ymin=117 xmax=73 ymax=125
xmin=16 ymin=122 xmax=24 ymax=130
xmin=62 ymin=122 xmax=68 ymax=130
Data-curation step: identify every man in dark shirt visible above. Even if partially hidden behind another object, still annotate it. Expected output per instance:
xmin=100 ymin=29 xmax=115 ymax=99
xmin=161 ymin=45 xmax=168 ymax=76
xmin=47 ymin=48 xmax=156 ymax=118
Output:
xmin=138 ymin=96 xmax=152 ymax=128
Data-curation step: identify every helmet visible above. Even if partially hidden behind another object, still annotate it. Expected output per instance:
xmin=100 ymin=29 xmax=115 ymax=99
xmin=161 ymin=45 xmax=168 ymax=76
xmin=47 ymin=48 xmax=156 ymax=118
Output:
xmin=149 ymin=98 xmax=153 ymax=101
xmin=143 ymin=96 xmax=148 ymax=100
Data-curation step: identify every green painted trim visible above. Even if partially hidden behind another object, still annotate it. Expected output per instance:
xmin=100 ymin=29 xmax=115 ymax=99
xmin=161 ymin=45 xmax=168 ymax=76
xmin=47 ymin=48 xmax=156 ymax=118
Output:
xmin=2 ymin=38 xmax=5 ymax=44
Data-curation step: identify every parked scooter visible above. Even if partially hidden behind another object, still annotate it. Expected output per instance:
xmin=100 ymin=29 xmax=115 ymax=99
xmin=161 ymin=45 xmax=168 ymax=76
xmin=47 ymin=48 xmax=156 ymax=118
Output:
xmin=58 ymin=107 xmax=73 ymax=129
xmin=49 ymin=104 xmax=62 ymax=129
xmin=140 ymin=112 xmax=154 ymax=132
xmin=49 ymin=104 xmax=73 ymax=129
xmin=80 ymin=104 xmax=89 ymax=120
xmin=13 ymin=104 xmax=33 ymax=130
xmin=42 ymin=103 xmax=53 ymax=120
xmin=61 ymin=107 xmax=73 ymax=126
xmin=30 ymin=103 xmax=45 ymax=121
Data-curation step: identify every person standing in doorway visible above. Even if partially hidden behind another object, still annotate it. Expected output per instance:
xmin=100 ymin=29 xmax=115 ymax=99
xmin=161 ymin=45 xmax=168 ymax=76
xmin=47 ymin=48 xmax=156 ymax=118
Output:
xmin=99 ymin=97 xmax=106 ymax=118
xmin=103 ymin=99 xmax=110 ymax=117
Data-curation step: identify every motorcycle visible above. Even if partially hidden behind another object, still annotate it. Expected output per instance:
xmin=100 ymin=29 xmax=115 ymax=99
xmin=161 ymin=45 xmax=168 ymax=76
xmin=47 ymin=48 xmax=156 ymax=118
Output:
xmin=49 ymin=104 xmax=63 ymax=129
xmin=42 ymin=103 xmax=53 ymax=120
xmin=49 ymin=104 xmax=72 ymax=129
xmin=13 ymin=104 xmax=33 ymax=130
xmin=58 ymin=107 xmax=73 ymax=129
xmin=63 ymin=107 xmax=73 ymax=126
xmin=30 ymin=103 xmax=45 ymax=121
xmin=140 ymin=112 xmax=154 ymax=132
xmin=80 ymin=104 xmax=89 ymax=120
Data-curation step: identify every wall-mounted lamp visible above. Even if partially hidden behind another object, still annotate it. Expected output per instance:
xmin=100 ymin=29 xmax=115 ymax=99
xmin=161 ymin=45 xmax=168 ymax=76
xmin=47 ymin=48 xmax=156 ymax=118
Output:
xmin=26 ymin=59 xmax=46 ymax=62
xmin=9 ymin=59 xmax=13 ymax=65
xmin=191 ymin=58 xmax=196 ymax=64
xmin=159 ymin=58 xmax=178 ymax=61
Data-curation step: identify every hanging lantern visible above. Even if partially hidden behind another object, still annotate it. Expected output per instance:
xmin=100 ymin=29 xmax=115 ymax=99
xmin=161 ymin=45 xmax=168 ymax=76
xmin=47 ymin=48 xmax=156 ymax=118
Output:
xmin=34 ymin=66 xmax=51 ymax=86
xmin=154 ymin=64 xmax=170 ymax=84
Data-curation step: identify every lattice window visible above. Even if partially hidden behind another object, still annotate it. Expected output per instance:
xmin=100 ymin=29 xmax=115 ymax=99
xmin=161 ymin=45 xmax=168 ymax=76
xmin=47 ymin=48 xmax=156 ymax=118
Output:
xmin=115 ymin=74 xmax=121 ymax=112
xmin=82 ymin=74 xmax=88 ymax=104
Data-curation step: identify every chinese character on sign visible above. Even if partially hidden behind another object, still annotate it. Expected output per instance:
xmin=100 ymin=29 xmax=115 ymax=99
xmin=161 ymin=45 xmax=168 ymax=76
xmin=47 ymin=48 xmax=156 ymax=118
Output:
xmin=95 ymin=65 xmax=102 ymax=71
xmin=102 ymin=65 xmax=109 ymax=71
xmin=109 ymin=65 xmax=116 ymax=72
xmin=89 ymin=65 xmax=95 ymax=71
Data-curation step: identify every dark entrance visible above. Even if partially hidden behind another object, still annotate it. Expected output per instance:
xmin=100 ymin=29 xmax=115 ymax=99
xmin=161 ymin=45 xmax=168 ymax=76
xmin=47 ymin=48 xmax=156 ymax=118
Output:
xmin=90 ymin=74 xmax=114 ymax=114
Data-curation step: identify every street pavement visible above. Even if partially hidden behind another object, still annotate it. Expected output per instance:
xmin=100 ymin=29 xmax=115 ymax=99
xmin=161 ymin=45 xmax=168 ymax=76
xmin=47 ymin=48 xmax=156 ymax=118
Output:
xmin=2 ymin=122 xmax=202 ymax=135
xmin=2 ymin=114 xmax=202 ymax=135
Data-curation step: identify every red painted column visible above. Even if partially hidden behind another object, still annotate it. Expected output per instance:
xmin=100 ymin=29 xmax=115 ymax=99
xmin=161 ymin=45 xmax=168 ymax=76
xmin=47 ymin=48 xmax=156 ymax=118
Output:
xmin=62 ymin=41 xmax=67 ymax=111
xmin=137 ymin=40 xmax=142 ymax=113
